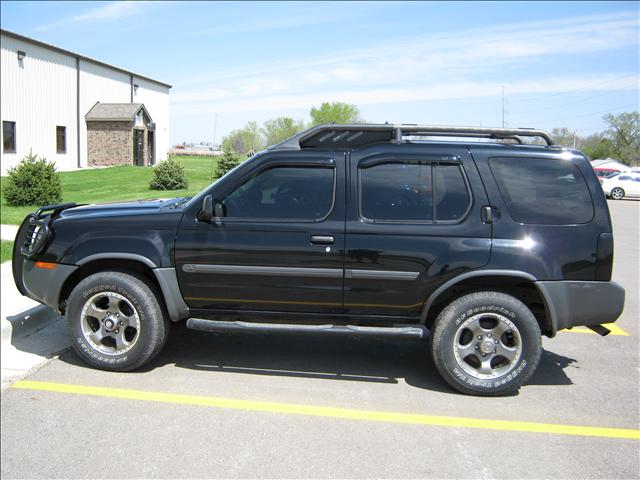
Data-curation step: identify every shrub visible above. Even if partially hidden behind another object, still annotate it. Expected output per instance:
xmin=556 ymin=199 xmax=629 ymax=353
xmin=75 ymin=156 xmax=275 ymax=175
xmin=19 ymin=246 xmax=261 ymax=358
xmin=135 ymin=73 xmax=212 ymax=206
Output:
xmin=3 ymin=151 xmax=62 ymax=206
xmin=149 ymin=156 xmax=189 ymax=190
xmin=215 ymin=150 xmax=241 ymax=178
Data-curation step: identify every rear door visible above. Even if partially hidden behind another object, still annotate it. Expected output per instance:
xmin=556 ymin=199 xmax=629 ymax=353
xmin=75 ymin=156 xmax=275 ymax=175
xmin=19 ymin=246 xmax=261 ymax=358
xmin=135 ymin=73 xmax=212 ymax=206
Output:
xmin=175 ymin=152 xmax=346 ymax=317
xmin=343 ymin=143 xmax=492 ymax=321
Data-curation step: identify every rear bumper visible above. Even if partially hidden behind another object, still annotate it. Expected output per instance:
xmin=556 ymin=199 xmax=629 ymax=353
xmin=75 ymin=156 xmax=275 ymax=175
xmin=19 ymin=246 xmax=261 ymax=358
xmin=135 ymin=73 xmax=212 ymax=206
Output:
xmin=535 ymin=281 xmax=625 ymax=333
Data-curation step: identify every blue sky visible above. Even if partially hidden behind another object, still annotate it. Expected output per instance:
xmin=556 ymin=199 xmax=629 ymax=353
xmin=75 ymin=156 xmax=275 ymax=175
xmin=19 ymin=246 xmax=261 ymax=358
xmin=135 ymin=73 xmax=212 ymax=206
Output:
xmin=1 ymin=1 xmax=638 ymax=145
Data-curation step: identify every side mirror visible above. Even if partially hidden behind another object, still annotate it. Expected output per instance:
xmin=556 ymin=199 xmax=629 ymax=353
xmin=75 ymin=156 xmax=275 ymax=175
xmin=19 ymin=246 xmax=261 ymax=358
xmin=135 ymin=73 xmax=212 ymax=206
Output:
xmin=198 ymin=195 xmax=214 ymax=222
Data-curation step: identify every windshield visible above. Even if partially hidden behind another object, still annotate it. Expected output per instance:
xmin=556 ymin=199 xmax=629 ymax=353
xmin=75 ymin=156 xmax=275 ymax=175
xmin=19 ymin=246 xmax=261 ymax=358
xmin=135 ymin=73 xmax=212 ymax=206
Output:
xmin=605 ymin=172 xmax=620 ymax=179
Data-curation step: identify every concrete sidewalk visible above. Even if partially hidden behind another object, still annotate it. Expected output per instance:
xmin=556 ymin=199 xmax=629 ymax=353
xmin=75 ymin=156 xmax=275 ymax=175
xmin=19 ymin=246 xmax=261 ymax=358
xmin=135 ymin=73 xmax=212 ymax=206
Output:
xmin=1 ymin=224 xmax=19 ymax=241
xmin=0 ymin=261 xmax=69 ymax=388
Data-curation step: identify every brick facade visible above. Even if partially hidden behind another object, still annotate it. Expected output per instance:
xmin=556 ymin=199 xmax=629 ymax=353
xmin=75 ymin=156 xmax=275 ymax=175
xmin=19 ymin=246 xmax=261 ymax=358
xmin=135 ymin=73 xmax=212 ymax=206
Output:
xmin=87 ymin=121 xmax=133 ymax=166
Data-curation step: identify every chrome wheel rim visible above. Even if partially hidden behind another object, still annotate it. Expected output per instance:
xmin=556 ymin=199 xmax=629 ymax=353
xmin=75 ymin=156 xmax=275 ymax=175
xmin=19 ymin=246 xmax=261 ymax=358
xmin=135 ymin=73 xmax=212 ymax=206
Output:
xmin=611 ymin=188 xmax=624 ymax=200
xmin=452 ymin=313 xmax=522 ymax=380
xmin=80 ymin=292 xmax=141 ymax=356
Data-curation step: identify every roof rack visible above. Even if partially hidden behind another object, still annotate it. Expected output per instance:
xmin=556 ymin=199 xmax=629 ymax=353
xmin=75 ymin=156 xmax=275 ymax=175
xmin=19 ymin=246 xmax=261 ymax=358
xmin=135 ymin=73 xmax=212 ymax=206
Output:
xmin=270 ymin=124 xmax=555 ymax=150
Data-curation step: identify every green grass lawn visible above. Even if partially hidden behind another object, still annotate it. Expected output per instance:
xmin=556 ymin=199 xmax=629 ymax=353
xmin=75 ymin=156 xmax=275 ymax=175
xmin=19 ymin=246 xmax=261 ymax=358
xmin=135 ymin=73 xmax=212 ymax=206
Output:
xmin=1 ymin=240 xmax=13 ymax=263
xmin=0 ymin=156 xmax=222 ymax=225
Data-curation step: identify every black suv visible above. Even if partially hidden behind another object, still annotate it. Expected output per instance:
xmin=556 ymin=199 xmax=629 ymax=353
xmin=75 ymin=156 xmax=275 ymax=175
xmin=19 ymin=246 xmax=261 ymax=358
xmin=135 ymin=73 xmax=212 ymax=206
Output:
xmin=13 ymin=124 xmax=625 ymax=396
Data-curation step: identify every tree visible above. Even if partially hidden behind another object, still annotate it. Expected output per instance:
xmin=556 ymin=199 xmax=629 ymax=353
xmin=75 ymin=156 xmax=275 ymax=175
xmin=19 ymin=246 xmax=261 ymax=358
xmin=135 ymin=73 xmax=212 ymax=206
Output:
xmin=262 ymin=117 xmax=305 ymax=146
xmin=309 ymin=102 xmax=362 ymax=126
xmin=579 ymin=133 xmax=615 ymax=160
xmin=221 ymin=121 xmax=265 ymax=154
xmin=3 ymin=151 xmax=62 ymax=206
xmin=215 ymin=150 xmax=242 ymax=178
xmin=603 ymin=112 xmax=639 ymax=166
xmin=550 ymin=127 xmax=574 ymax=147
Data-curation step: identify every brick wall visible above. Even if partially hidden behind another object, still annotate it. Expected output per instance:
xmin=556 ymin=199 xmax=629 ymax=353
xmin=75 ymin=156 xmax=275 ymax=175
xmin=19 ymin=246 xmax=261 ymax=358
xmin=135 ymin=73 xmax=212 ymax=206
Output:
xmin=87 ymin=121 xmax=133 ymax=166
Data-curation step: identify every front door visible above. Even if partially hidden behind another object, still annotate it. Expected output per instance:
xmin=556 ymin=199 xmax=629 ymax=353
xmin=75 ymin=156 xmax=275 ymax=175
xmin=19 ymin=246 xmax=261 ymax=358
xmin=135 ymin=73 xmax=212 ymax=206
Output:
xmin=343 ymin=143 xmax=492 ymax=321
xmin=133 ymin=129 xmax=144 ymax=166
xmin=175 ymin=152 xmax=346 ymax=318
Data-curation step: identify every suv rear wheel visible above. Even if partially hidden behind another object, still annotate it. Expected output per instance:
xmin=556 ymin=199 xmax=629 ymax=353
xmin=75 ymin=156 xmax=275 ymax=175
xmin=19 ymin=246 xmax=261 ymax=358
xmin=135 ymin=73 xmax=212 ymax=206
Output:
xmin=430 ymin=291 xmax=541 ymax=396
xmin=66 ymin=271 xmax=168 ymax=371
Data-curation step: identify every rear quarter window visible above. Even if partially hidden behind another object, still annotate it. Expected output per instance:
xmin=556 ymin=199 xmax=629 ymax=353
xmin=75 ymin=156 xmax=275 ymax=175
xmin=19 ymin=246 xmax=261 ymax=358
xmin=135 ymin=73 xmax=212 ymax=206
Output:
xmin=489 ymin=157 xmax=594 ymax=225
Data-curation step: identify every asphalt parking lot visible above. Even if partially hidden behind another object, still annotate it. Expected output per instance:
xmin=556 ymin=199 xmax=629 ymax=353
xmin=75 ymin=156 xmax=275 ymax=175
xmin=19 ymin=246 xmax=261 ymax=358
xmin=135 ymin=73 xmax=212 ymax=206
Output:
xmin=1 ymin=200 xmax=638 ymax=479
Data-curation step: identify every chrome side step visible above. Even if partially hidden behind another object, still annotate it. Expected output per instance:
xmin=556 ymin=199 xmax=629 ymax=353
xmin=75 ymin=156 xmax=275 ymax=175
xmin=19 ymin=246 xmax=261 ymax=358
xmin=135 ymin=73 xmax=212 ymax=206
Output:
xmin=186 ymin=318 xmax=428 ymax=339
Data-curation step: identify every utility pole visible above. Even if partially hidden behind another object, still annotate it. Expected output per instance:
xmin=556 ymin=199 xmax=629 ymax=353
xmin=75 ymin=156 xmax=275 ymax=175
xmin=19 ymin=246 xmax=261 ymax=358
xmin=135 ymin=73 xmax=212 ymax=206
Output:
xmin=213 ymin=113 xmax=218 ymax=147
xmin=501 ymin=85 xmax=505 ymax=128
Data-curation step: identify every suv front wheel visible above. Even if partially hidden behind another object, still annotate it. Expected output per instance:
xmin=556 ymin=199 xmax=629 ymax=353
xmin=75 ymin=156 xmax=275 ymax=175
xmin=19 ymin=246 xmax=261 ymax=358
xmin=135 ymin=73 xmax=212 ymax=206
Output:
xmin=430 ymin=291 xmax=542 ymax=396
xmin=66 ymin=271 xmax=169 ymax=371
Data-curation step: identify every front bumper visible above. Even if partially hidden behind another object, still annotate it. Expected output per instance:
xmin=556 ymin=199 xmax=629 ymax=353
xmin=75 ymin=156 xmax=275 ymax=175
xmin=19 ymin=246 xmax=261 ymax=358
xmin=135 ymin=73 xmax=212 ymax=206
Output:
xmin=535 ymin=281 xmax=625 ymax=333
xmin=19 ymin=259 xmax=78 ymax=313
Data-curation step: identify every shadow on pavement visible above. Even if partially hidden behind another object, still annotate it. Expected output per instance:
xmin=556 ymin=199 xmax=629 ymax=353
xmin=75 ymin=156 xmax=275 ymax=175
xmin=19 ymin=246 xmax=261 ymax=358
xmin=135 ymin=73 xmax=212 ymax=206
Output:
xmin=58 ymin=321 xmax=577 ymax=394
xmin=5 ymin=306 xmax=67 ymax=358
xmin=526 ymin=349 xmax=577 ymax=386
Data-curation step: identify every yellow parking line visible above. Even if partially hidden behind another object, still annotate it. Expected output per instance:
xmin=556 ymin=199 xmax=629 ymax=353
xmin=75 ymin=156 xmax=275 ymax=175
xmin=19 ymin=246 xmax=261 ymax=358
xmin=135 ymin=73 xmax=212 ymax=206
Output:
xmin=12 ymin=380 xmax=640 ymax=440
xmin=561 ymin=323 xmax=629 ymax=336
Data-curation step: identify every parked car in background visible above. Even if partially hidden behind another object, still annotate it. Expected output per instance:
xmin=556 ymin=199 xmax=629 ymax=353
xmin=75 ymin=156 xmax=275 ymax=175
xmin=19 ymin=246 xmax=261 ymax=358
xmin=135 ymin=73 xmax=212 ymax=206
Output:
xmin=601 ymin=173 xmax=640 ymax=199
xmin=594 ymin=168 xmax=626 ymax=184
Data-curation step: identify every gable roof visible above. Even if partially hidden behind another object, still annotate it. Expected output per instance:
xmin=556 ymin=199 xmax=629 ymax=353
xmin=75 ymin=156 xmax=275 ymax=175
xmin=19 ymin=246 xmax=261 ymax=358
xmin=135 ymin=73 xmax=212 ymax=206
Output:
xmin=85 ymin=102 xmax=151 ymax=122
xmin=1 ymin=29 xmax=171 ymax=89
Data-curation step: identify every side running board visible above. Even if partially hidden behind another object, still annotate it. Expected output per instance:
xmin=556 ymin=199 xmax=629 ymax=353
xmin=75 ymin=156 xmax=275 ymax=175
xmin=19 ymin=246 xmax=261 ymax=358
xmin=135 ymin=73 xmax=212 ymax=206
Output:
xmin=186 ymin=318 xmax=428 ymax=339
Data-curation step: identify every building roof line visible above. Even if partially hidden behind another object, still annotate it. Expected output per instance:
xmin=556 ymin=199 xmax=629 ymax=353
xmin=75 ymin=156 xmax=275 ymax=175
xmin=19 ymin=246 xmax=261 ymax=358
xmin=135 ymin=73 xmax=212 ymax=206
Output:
xmin=1 ymin=28 xmax=172 ymax=89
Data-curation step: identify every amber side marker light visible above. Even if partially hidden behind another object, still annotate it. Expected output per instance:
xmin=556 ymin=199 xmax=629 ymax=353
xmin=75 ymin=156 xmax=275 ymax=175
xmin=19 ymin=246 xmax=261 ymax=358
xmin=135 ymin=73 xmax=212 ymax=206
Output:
xmin=34 ymin=261 xmax=57 ymax=270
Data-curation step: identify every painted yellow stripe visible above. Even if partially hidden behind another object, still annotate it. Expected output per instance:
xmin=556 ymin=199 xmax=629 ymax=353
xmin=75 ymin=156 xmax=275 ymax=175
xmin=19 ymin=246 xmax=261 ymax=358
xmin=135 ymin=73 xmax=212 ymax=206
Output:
xmin=12 ymin=380 xmax=639 ymax=440
xmin=561 ymin=323 xmax=629 ymax=336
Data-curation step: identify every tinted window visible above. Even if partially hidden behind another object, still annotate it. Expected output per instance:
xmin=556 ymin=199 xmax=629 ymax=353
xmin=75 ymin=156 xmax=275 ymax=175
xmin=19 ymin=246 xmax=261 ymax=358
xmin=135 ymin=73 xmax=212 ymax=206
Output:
xmin=223 ymin=166 xmax=334 ymax=220
xmin=434 ymin=164 xmax=470 ymax=220
xmin=3 ymin=121 xmax=16 ymax=153
xmin=360 ymin=162 xmax=470 ymax=222
xmin=361 ymin=163 xmax=433 ymax=221
xmin=490 ymin=157 xmax=593 ymax=225
xmin=618 ymin=176 xmax=631 ymax=181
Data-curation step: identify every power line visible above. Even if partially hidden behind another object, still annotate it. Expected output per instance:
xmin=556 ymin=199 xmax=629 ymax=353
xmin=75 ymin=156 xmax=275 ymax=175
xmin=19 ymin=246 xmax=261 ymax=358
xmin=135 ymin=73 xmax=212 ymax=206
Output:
xmin=515 ymin=84 xmax=638 ymax=115
xmin=526 ymin=103 xmax=638 ymax=125
xmin=510 ymin=73 xmax=639 ymax=102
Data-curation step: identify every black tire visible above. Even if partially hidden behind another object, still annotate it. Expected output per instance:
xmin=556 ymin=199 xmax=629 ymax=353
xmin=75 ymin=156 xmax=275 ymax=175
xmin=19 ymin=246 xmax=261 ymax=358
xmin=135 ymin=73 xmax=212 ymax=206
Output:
xmin=430 ymin=291 xmax=541 ymax=396
xmin=66 ymin=271 xmax=169 ymax=371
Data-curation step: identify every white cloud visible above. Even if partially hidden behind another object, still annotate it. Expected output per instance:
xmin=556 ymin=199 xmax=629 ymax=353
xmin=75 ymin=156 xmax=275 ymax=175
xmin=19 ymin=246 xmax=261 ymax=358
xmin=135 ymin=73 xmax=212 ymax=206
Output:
xmin=172 ymin=10 xmax=639 ymax=118
xmin=33 ymin=1 xmax=153 ymax=32
xmin=172 ymin=75 xmax=638 ymax=116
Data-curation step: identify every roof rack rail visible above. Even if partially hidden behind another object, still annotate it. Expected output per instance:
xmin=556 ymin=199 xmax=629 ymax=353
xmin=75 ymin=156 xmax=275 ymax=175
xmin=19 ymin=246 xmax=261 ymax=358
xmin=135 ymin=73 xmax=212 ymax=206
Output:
xmin=270 ymin=124 xmax=555 ymax=150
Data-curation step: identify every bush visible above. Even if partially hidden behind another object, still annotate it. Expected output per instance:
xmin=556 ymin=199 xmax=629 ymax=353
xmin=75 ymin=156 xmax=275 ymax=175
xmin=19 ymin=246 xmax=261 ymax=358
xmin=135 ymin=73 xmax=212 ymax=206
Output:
xmin=215 ymin=150 xmax=241 ymax=178
xmin=149 ymin=156 xmax=189 ymax=190
xmin=3 ymin=151 xmax=62 ymax=206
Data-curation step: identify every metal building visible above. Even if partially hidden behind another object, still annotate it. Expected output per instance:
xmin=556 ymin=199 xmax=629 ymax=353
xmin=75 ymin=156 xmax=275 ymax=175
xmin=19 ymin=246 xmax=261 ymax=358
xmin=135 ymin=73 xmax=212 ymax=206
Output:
xmin=0 ymin=29 xmax=171 ymax=175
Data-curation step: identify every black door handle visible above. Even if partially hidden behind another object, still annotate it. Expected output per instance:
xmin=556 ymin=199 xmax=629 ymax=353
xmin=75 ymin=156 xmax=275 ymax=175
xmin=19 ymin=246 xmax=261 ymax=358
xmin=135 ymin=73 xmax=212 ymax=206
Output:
xmin=310 ymin=235 xmax=335 ymax=245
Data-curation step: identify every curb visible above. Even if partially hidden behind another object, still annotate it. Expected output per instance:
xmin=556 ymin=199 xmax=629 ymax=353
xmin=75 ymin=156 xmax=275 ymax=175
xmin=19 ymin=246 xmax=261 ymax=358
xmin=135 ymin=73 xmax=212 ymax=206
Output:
xmin=1 ymin=224 xmax=19 ymax=241
xmin=1 ymin=262 xmax=70 ymax=385
xmin=1 ymin=305 xmax=62 ymax=346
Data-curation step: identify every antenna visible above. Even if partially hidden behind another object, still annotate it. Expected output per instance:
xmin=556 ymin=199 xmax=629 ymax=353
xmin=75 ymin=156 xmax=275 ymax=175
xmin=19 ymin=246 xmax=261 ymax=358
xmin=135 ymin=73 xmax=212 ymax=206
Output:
xmin=213 ymin=113 xmax=218 ymax=147
xmin=502 ymin=86 xmax=505 ymax=128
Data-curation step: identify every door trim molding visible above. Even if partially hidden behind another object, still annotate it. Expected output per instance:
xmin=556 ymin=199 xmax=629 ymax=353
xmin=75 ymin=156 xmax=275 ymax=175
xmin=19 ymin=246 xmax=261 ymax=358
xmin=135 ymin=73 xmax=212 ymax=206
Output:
xmin=182 ymin=264 xmax=420 ymax=281
xmin=345 ymin=269 xmax=419 ymax=280
xmin=182 ymin=264 xmax=343 ymax=278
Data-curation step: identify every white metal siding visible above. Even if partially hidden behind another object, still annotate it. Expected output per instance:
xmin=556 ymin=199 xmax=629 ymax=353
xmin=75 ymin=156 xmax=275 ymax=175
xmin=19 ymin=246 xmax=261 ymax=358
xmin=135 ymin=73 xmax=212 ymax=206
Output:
xmin=1 ymin=35 xmax=78 ymax=172
xmin=133 ymin=78 xmax=171 ymax=162
xmin=1 ymin=32 xmax=171 ymax=175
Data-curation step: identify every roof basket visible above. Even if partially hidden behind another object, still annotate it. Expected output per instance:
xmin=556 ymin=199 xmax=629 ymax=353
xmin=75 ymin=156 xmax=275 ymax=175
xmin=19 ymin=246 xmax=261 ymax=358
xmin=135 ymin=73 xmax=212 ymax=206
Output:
xmin=270 ymin=124 xmax=555 ymax=150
